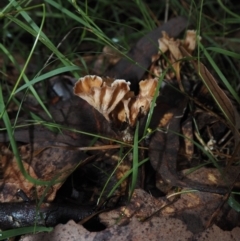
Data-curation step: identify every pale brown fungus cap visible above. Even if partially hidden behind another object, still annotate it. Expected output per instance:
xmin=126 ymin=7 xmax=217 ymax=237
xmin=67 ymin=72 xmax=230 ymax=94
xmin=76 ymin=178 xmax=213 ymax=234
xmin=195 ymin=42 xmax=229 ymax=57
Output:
xmin=74 ymin=75 xmax=130 ymax=122
xmin=74 ymin=75 xmax=158 ymax=127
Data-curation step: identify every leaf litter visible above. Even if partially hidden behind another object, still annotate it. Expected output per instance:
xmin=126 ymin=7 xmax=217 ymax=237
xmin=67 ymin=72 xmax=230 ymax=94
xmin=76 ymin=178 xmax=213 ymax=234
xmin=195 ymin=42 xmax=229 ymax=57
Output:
xmin=1 ymin=16 xmax=240 ymax=240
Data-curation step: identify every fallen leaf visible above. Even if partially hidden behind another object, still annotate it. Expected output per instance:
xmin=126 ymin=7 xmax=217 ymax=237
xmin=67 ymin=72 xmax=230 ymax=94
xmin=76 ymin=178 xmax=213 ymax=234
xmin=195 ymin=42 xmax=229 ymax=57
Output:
xmin=0 ymin=143 xmax=88 ymax=202
xmin=194 ymin=224 xmax=240 ymax=241
xmin=20 ymin=217 xmax=192 ymax=241
xmin=105 ymin=16 xmax=188 ymax=90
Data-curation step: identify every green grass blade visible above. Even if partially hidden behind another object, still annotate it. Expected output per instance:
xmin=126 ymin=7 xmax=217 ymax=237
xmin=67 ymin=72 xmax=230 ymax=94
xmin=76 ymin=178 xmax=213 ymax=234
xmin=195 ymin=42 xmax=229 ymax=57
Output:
xmin=6 ymin=1 xmax=74 ymax=67
xmin=1 ymin=93 xmax=66 ymax=185
xmin=129 ymin=121 xmax=139 ymax=199
xmin=134 ymin=0 xmax=156 ymax=30
xmin=15 ymin=66 xmax=80 ymax=93
xmin=143 ymin=69 xmax=168 ymax=137
xmin=200 ymin=43 xmax=240 ymax=104
xmin=206 ymin=47 xmax=240 ymax=59
xmin=3 ymin=4 xmax=54 ymax=120
xmin=107 ymin=158 xmax=149 ymax=198
xmin=0 ymin=85 xmax=57 ymax=185
xmin=228 ymin=194 xmax=240 ymax=212
xmin=0 ymin=43 xmax=53 ymax=120
xmin=0 ymin=226 xmax=52 ymax=240
xmin=217 ymin=0 xmax=240 ymax=19
xmin=97 ymin=145 xmax=125 ymax=204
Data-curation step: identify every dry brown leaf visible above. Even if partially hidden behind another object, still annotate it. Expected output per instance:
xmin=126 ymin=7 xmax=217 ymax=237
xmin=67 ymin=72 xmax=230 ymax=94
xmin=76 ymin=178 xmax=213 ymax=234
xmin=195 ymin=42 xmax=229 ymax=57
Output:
xmin=20 ymin=189 xmax=240 ymax=240
xmin=99 ymin=189 xmax=167 ymax=227
xmin=100 ymin=188 xmax=225 ymax=234
xmin=0 ymin=142 xmax=86 ymax=202
xmin=21 ymin=217 xmax=193 ymax=241
xmin=105 ymin=17 xmax=188 ymax=90
xmin=0 ymin=146 xmax=40 ymax=202
xmin=161 ymin=189 xmax=224 ymax=233
xmin=181 ymin=166 xmax=240 ymax=190
xmin=194 ymin=225 xmax=240 ymax=241
xmin=20 ymin=217 xmax=240 ymax=241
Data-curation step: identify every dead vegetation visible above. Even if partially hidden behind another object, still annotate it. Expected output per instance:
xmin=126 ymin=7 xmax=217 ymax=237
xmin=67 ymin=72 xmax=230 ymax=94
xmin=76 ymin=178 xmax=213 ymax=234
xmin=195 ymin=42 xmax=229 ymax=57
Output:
xmin=1 ymin=1 xmax=240 ymax=240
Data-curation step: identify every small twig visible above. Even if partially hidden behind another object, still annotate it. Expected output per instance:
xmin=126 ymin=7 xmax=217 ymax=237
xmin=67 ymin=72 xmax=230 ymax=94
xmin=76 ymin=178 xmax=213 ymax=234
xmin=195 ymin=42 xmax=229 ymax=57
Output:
xmin=32 ymin=144 xmax=148 ymax=157
xmin=205 ymin=171 xmax=240 ymax=228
